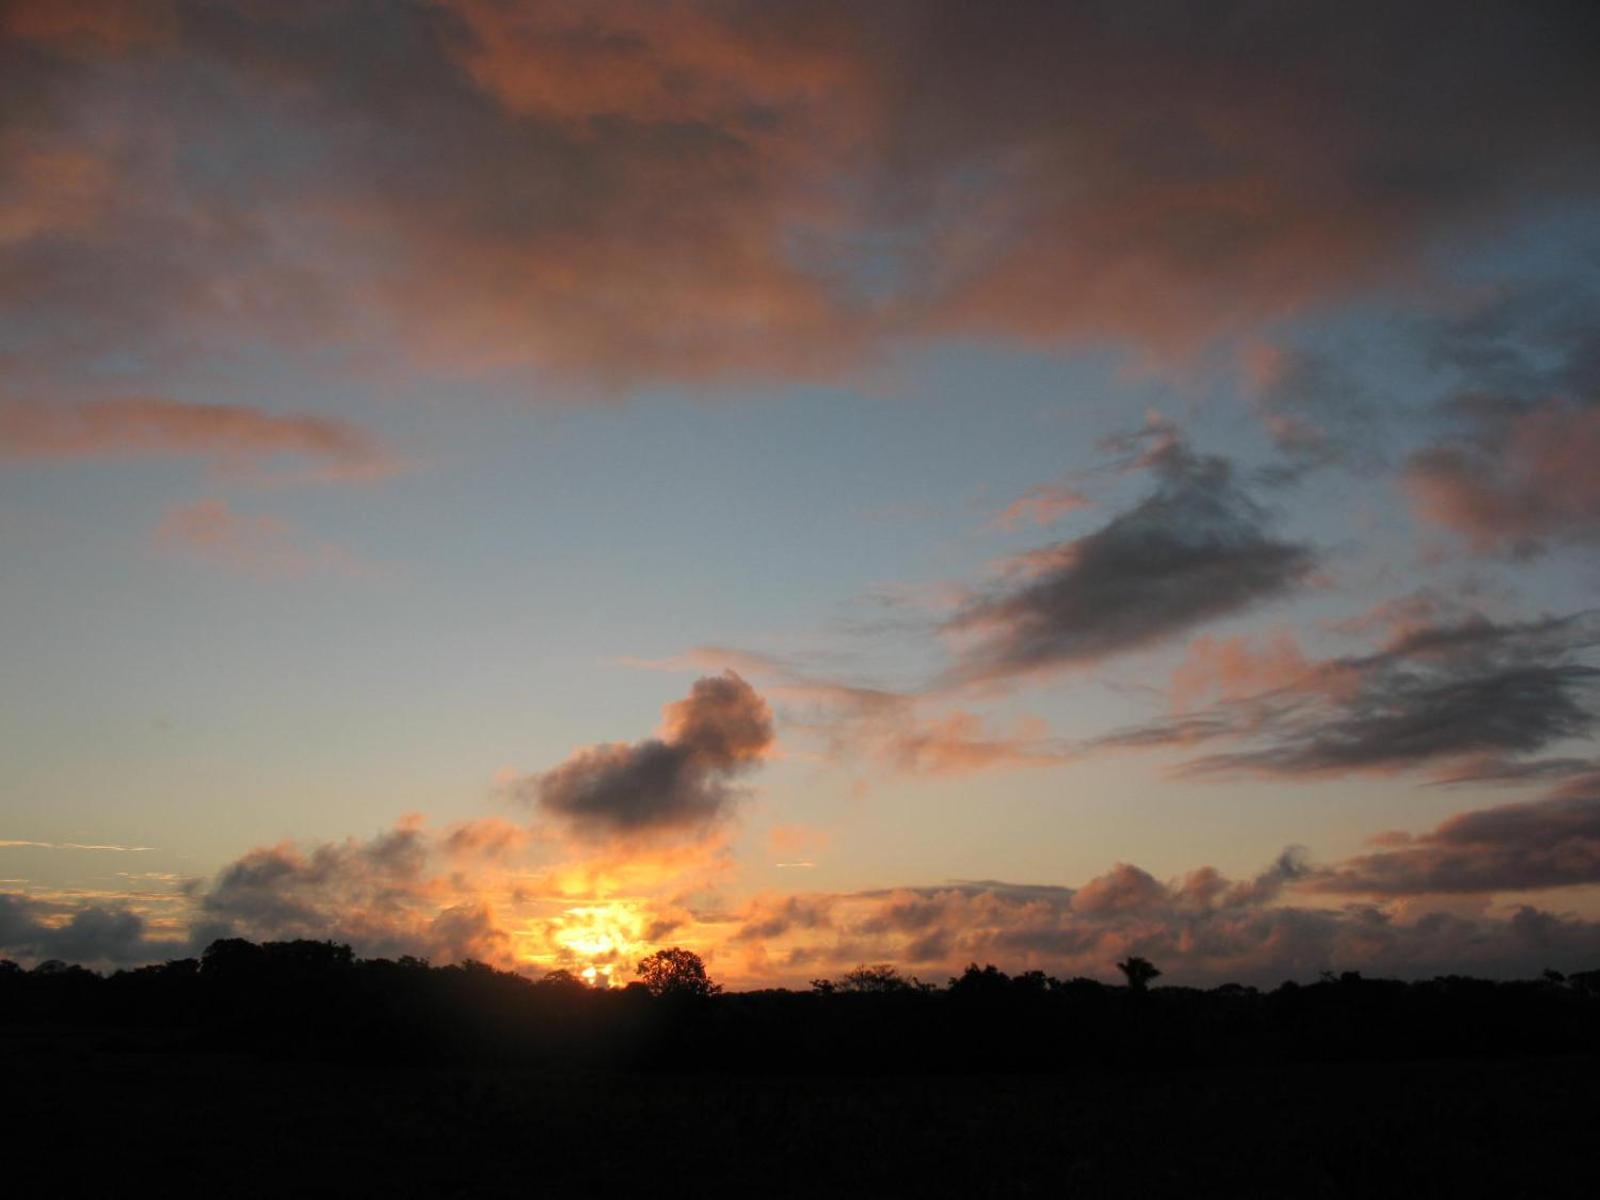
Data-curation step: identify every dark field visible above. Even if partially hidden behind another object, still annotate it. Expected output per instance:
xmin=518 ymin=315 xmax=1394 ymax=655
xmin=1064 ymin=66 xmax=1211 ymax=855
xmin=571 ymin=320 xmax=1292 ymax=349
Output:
xmin=5 ymin=1028 xmax=1593 ymax=1199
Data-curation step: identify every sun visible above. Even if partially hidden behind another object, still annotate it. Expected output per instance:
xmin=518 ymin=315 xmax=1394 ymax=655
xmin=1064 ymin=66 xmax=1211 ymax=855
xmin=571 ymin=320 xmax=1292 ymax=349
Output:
xmin=551 ymin=901 xmax=647 ymax=984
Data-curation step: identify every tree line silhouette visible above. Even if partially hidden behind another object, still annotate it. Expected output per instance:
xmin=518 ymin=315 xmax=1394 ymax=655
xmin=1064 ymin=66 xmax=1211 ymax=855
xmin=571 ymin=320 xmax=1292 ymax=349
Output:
xmin=4 ymin=942 xmax=1599 ymax=1073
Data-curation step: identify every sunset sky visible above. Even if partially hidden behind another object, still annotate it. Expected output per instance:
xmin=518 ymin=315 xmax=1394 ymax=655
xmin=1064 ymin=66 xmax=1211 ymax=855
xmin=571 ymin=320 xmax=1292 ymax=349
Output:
xmin=4 ymin=0 xmax=1600 ymax=987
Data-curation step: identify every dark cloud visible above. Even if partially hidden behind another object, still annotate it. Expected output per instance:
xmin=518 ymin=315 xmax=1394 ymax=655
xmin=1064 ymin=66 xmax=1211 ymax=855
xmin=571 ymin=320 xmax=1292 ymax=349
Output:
xmin=5 ymin=2 xmax=1600 ymax=388
xmin=0 ymin=892 xmax=182 ymax=966
xmin=944 ymin=429 xmax=1313 ymax=683
xmin=1309 ymin=775 xmax=1600 ymax=896
xmin=1100 ymin=611 xmax=1600 ymax=780
xmin=529 ymin=672 xmax=774 ymax=835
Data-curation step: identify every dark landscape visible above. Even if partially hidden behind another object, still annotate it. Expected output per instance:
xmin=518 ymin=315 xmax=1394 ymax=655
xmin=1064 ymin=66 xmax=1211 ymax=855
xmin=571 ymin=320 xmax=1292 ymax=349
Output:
xmin=6 ymin=944 xmax=1598 ymax=1197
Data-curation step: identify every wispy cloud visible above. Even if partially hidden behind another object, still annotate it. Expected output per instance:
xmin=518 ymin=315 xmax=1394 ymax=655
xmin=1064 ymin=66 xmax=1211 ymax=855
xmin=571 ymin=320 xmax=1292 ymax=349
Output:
xmin=0 ymin=840 xmax=155 ymax=852
xmin=0 ymin=397 xmax=402 ymax=483
xmin=153 ymin=498 xmax=375 ymax=581
xmin=1098 ymin=609 xmax=1600 ymax=782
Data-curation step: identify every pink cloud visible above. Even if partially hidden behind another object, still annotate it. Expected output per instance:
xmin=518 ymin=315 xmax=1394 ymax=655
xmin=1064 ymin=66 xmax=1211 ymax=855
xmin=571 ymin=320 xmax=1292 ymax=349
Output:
xmin=991 ymin=484 xmax=1092 ymax=531
xmin=153 ymin=498 xmax=371 ymax=580
xmin=1169 ymin=631 xmax=1314 ymax=712
xmin=6 ymin=3 xmax=1599 ymax=388
xmin=0 ymin=397 xmax=401 ymax=482
xmin=1405 ymin=399 xmax=1600 ymax=555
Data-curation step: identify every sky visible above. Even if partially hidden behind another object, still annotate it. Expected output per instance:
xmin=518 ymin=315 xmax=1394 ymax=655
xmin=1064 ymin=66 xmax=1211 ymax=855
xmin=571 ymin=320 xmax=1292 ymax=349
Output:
xmin=4 ymin=0 xmax=1600 ymax=988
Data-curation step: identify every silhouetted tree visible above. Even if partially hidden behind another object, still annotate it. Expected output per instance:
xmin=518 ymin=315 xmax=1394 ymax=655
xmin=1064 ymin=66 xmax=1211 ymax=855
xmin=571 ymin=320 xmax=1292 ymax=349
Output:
xmin=200 ymin=937 xmax=265 ymax=982
xmin=535 ymin=968 xmax=587 ymax=990
xmin=833 ymin=964 xmax=917 ymax=993
xmin=949 ymin=963 xmax=1011 ymax=997
xmin=636 ymin=948 xmax=720 ymax=998
xmin=1117 ymin=956 xmax=1161 ymax=992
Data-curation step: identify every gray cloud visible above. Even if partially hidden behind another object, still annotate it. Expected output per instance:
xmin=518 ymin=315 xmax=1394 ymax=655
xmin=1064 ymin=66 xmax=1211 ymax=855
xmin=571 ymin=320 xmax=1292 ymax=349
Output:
xmin=944 ymin=430 xmax=1313 ymax=683
xmin=1309 ymin=774 xmax=1600 ymax=896
xmin=529 ymin=672 xmax=774 ymax=835
xmin=0 ymin=893 xmax=183 ymax=966
xmin=192 ymin=822 xmax=514 ymax=966
xmin=1101 ymin=610 xmax=1600 ymax=780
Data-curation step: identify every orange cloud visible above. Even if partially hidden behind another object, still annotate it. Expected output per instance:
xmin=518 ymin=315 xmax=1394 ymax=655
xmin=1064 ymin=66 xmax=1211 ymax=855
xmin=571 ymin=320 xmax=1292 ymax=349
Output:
xmin=7 ymin=3 xmax=1598 ymax=389
xmin=1169 ymin=631 xmax=1313 ymax=712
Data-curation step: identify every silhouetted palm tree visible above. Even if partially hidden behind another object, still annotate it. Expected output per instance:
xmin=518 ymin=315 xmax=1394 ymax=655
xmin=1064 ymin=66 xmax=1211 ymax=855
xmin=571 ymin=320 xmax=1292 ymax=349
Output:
xmin=1116 ymin=956 xmax=1161 ymax=992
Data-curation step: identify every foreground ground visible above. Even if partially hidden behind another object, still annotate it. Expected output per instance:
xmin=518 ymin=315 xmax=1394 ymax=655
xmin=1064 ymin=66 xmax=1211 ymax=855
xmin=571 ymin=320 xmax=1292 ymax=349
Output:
xmin=4 ymin=1029 xmax=1592 ymax=1198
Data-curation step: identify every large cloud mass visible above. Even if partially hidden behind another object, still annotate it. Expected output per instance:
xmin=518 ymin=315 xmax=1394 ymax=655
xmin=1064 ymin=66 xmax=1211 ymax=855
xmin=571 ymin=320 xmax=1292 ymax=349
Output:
xmin=4 ymin=0 xmax=1600 ymax=387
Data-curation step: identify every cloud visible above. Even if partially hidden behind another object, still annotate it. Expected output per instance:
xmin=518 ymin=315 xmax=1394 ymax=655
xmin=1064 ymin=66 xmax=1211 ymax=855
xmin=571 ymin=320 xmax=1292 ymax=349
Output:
xmin=943 ymin=428 xmax=1314 ymax=684
xmin=0 ymin=892 xmax=183 ymax=966
xmin=1241 ymin=344 xmax=1384 ymax=483
xmin=0 ymin=397 xmax=399 ymax=482
xmin=990 ymin=484 xmax=1092 ymax=531
xmin=1407 ymin=399 xmax=1600 ymax=556
xmin=1169 ymin=631 xmax=1314 ymax=712
xmin=192 ymin=819 xmax=526 ymax=967
xmin=0 ymin=839 xmax=154 ymax=851
xmin=732 ymin=893 xmax=838 ymax=943
xmin=1100 ymin=610 xmax=1600 ymax=781
xmin=5 ymin=2 xmax=1600 ymax=388
xmin=719 ymin=852 xmax=1600 ymax=988
xmin=888 ymin=2 xmax=1600 ymax=358
xmin=0 ymin=0 xmax=173 ymax=49
xmin=525 ymin=672 xmax=774 ymax=836
xmin=153 ymin=498 xmax=371 ymax=580
xmin=660 ymin=647 xmax=1069 ymax=779
xmin=15 ymin=816 xmax=1600 ymax=985
xmin=1308 ymin=774 xmax=1600 ymax=896
xmin=186 ymin=815 xmax=735 ymax=978
xmin=1401 ymin=281 xmax=1600 ymax=554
